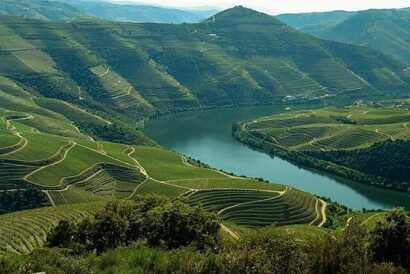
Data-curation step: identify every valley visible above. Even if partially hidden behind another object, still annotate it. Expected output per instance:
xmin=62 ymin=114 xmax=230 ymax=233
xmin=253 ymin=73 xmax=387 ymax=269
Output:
xmin=0 ymin=3 xmax=409 ymax=273
xmin=145 ymin=106 xmax=410 ymax=210
xmin=0 ymin=118 xmax=327 ymax=254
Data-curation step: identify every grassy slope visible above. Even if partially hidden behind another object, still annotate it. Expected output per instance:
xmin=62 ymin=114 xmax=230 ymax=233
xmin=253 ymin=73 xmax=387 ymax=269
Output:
xmin=244 ymin=105 xmax=410 ymax=151
xmin=236 ymin=104 xmax=410 ymax=191
xmin=27 ymin=144 xmax=131 ymax=187
xmin=0 ymin=7 xmax=409 ymax=121
xmin=0 ymin=99 xmax=325 ymax=253
xmin=0 ymin=0 xmax=216 ymax=24
xmin=279 ymin=8 xmax=410 ymax=65
xmin=0 ymin=6 xmax=404 ymax=255
xmin=0 ymin=0 xmax=85 ymax=21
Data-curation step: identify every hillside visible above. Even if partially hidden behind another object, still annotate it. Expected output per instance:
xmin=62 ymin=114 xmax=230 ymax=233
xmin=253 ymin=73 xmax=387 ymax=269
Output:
xmin=0 ymin=73 xmax=328 ymax=252
xmin=0 ymin=0 xmax=217 ymax=23
xmin=0 ymin=7 xmax=409 ymax=123
xmin=0 ymin=97 xmax=327 ymax=253
xmin=278 ymin=8 xmax=410 ymax=65
xmin=233 ymin=105 xmax=410 ymax=191
xmin=59 ymin=0 xmax=218 ymax=23
xmin=277 ymin=10 xmax=354 ymax=31
xmin=0 ymin=0 xmax=87 ymax=21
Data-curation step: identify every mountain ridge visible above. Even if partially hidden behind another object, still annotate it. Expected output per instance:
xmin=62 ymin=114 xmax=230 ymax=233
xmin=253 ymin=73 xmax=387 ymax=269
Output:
xmin=0 ymin=6 xmax=409 ymax=124
xmin=0 ymin=0 xmax=218 ymax=23
xmin=278 ymin=7 xmax=410 ymax=65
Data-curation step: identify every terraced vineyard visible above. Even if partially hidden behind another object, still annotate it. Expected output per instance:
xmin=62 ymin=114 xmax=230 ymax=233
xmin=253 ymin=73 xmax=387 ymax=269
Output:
xmin=243 ymin=106 xmax=410 ymax=152
xmin=1 ymin=6 xmax=410 ymax=119
xmin=0 ymin=103 xmax=327 ymax=253
xmin=0 ymin=202 xmax=103 ymax=255
xmin=235 ymin=105 xmax=410 ymax=191
xmin=186 ymin=188 xmax=324 ymax=228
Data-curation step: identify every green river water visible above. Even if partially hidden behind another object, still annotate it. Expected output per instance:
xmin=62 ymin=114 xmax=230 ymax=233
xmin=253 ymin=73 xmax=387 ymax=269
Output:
xmin=144 ymin=106 xmax=410 ymax=210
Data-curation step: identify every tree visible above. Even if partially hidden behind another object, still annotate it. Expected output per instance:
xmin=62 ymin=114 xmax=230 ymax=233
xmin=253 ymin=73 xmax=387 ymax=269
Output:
xmin=371 ymin=209 xmax=410 ymax=270
xmin=336 ymin=220 xmax=373 ymax=274
xmin=46 ymin=196 xmax=220 ymax=254
xmin=47 ymin=219 xmax=76 ymax=248
xmin=144 ymin=201 xmax=220 ymax=250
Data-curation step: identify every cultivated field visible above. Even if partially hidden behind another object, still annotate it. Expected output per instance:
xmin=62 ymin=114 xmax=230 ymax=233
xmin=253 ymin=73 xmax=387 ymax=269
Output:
xmin=0 ymin=110 xmax=327 ymax=253
xmin=244 ymin=105 xmax=410 ymax=152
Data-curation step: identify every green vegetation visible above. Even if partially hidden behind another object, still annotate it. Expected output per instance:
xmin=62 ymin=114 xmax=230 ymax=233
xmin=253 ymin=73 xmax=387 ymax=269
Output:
xmin=0 ymin=188 xmax=49 ymax=214
xmin=278 ymin=8 xmax=410 ymax=65
xmin=0 ymin=91 xmax=326 ymax=240
xmin=0 ymin=0 xmax=86 ymax=21
xmin=234 ymin=105 xmax=410 ymax=191
xmin=0 ymin=6 xmax=409 ymax=122
xmin=131 ymin=146 xmax=226 ymax=181
xmin=0 ymin=5 xmax=408 ymax=272
xmin=0 ymin=205 xmax=408 ymax=273
xmin=47 ymin=197 xmax=219 ymax=253
xmin=0 ymin=202 xmax=103 ymax=254
xmin=27 ymin=144 xmax=131 ymax=187
xmin=0 ymin=0 xmax=217 ymax=23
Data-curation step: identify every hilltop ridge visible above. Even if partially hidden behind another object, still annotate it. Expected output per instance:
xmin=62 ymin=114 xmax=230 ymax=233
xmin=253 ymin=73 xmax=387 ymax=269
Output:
xmin=278 ymin=7 xmax=410 ymax=65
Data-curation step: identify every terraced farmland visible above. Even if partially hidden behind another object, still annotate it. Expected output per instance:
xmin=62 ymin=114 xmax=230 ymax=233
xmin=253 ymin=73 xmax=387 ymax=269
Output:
xmin=90 ymin=65 xmax=153 ymax=110
xmin=186 ymin=188 xmax=325 ymax=228
xmin=0 ymin=111 xmax=326 ymax=230
xmin=235 ymin=105 xmax=410 ymax=191
xmin=220 ymin=189 xmax=322 ymax=227
xmin=186 ymin=189 xmax=280 ymax=212
xmin=244 ymin=105 xmax=410 ymax=152
xmin=0 ymin=202 xmax=103 ymax=255
xmin=0 ymin=94 xmax=328 ymax=254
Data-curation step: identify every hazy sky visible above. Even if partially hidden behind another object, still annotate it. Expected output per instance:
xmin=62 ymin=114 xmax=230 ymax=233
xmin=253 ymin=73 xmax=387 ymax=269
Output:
xmin=114 ymin=0 xmax=410 ymax=14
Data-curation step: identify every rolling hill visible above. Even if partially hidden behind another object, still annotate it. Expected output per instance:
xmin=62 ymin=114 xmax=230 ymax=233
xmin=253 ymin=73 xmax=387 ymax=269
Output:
xmin=58 ymin=0 xmax=218 ymax=23
xmin=0 ymin=57 xmax=328 ymax=250
xmin=0 ymin=6 xmax=409 ymax=124
xmin=0 ymin=6 xmax=407 ymax=265
xmin=0 ymin=0 xmax=87 ymax=21
xmin=0 ymin=0 xmax=217 ymax=23
xmin=234 ymin=105 xmax=410 ymax=191
xmin=0 ymin=95 xmax=327 ymax=253
xmin=278 ymin=8 xmax=410 ymax=65
xmin=277 ymin=10 xmax=354 ymax=31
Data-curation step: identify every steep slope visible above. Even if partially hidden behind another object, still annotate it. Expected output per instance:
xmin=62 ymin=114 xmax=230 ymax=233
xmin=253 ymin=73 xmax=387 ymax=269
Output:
xmin=278 ymin=8 xmax=410 ymax=65
xmin=60 ymin=0 xmax=218 ymax=23
xmin=0 ymin=0 xmax=86 ymax=21
xmin=277 ymin=10 xmax=354 ymax=31
xmin=1 ymin=6 xmax=409 ymax=118
xmin=0 ymin=0 xmax=217 ymax=23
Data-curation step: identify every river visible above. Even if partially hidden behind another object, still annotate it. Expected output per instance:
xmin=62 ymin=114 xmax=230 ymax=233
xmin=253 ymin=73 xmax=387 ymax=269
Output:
xmin=144 ymin=106 xmax=410 ymax=210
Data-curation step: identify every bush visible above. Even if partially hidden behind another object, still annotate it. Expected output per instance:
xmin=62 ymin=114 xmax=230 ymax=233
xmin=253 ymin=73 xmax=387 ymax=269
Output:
xmin=0 ymin=188 xmax=49 ymax=214
xmin=371 ymin=209 xmax=410 ymax=270
xmin=47 ymin=196 xmax=220 ymax=254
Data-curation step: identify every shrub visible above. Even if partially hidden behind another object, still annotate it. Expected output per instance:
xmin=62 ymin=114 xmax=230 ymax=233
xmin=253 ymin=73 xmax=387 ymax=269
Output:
xmin=47 ymin=195 xmax=220 ymax=254
xmin=371 ymin=209 xmax=410 ymax=270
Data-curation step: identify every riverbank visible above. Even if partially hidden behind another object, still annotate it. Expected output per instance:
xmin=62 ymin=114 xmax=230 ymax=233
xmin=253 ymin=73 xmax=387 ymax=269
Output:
xmin=232 ymin=123 xmax=410 ymax=193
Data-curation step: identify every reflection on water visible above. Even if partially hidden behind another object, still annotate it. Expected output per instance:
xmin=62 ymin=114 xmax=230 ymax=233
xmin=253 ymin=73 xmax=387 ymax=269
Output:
xmin=144 ymin=106 xmax=410 ymax=210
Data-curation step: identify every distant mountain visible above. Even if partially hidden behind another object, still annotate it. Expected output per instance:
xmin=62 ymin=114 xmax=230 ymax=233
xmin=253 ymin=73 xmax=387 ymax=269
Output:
xmin=59 ymin=0 xmax=218 ymax=23
xmin=278 ymin=8 xmax=410 ymax=65
xmin=0 ymin=0 xmax=86 ymax=21
xmin=277 ymin=10 xmax=354 ymax=31
xmin=0 ymin=0 xmax=218 ymax=23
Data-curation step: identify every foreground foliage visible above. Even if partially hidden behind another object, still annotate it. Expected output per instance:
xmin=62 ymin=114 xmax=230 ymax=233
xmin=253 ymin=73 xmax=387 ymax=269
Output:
xmin=47 ymin=196 xmax=220 ymax=254
xmin=0 ymin=207 xmax=408 ymax=274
